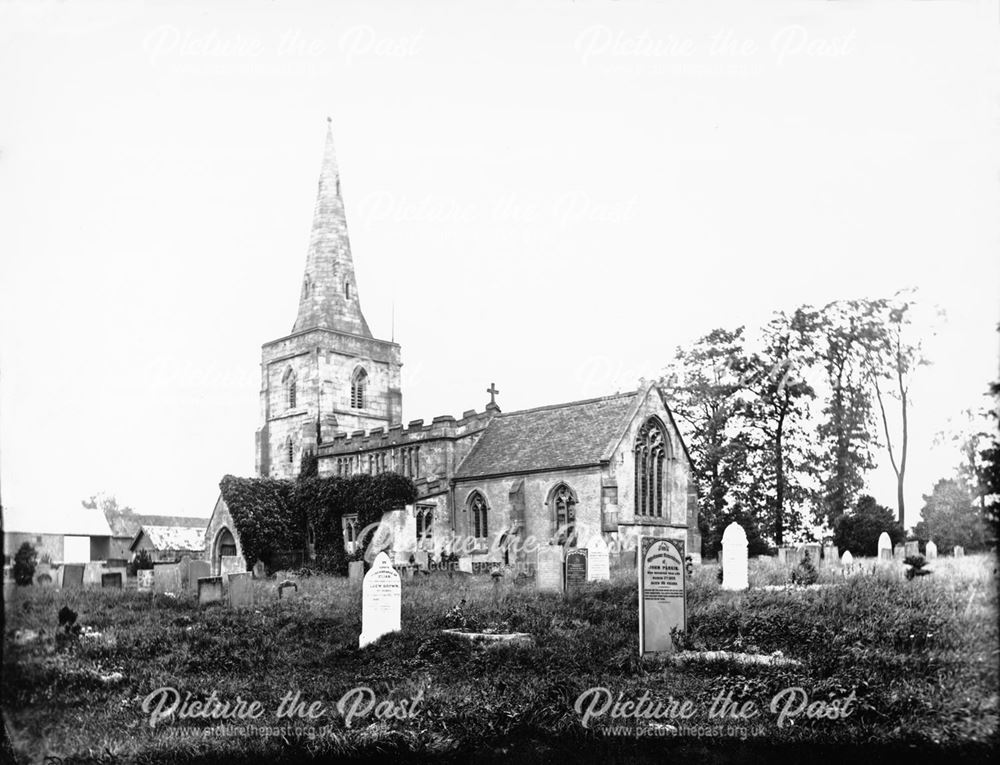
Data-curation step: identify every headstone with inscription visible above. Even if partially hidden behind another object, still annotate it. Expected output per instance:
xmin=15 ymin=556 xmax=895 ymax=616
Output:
xmin=536 ymin=545 xmax=564 ymax=593
xmin=228 ymin=572 xmax=254 ymax=608
xmin=823 ymin=544 xmax=839 ymax=565
xmin=359 ymin=552 xmax=401 ymax=648
xmin=198 ymin=576 xmax=224 ymax=605
xmin=62 ymin=564 xmax=85 ymax=589
xmin=586 ymin=535 xmax=611 ymax=582
xmin=953 ymin=545 xmax=964 ymax=558
xmin=639 ymin=537 xmax=686 ymax=655
xmin=721 ymin=522 xmax=749 ymax=591
xmin=877 ymin=532 xmax=893 ymax=562
xmin=101 ymin=572 xmax=123 ymax=589
xmin=925 ymin=540 xmax=937 ymax=560
xmin=565 ymin=548 xmax=588 ymax=592
xmin=904 ymin=540 xmax=919 ymax=557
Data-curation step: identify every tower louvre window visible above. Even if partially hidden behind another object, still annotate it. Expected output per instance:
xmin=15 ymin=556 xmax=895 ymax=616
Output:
xmin=351 ymin=367 xmax=368 ymax=409
xmin=283 ymin=367 xmax=297 ymax=410
xmin=286 ymin=437 xmax=294 ymax=465
xmin=345 ymin=281 xmax=351 ymax=299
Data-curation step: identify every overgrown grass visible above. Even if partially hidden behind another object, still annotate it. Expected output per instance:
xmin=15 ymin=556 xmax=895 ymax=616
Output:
xmin=2 ymin=555 xmax=997 ymax=763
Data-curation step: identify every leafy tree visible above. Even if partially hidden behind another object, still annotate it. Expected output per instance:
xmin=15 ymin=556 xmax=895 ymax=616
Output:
xmin=913 ymin=478 xmax=986 ymax=553
xmin=82 ymin=492 xmax=137 ymax=531
xmin=299 ymin=450 xmax=319 ymax=480
xmin=817 ymin=300 xmax=881 ymax=527
xmin=660 ymin=327 xmax=757 ymax=555
xmin=13 ymin=542 xmax=37 ymax=586
xmin=744 ymin=307 xmax=822 ymax=546
xmin=832 ymin=495 xmax=904 ymax=556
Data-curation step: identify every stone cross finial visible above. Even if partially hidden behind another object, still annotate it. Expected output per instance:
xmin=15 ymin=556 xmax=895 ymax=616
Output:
xmin=486 ymin=382 xmax=500 ymax=406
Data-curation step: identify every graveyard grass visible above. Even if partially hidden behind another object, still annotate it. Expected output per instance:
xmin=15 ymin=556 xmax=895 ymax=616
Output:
xmin=3 ymin=555 xmax=998 ymax=764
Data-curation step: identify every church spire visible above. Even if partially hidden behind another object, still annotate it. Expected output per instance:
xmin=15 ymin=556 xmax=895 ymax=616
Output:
xmin=292 ymin=118 xmax=373 ymax=338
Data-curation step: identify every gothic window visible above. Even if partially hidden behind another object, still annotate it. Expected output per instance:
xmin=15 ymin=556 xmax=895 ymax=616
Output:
xmin=283 ymin=368 xmax=297 ymax=410
xmin=634 ymin=417 xmax=667 ymax=517
xmin=351 ymin=367 xmax=368 ymax=409
xmin=551 ymin=483 xmax=577 ymax=545
xmin=469 ymin=492 xmax=488 ymax=539
xmin=416 ymin=506 xmax=433 ymax=541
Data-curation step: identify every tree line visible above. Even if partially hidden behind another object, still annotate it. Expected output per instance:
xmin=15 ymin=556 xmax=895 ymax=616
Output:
xmin=660 ymin=293 xmax=998 ymax=557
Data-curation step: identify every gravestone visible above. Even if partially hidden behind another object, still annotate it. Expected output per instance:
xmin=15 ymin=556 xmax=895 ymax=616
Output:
xmin=220 ymin=555 xmax=245 ymax=581
xmin=103 ymin=567 xmax=127 ymax=589
xmin=413 ymin=550 xmax=429 ymax=571
xmin=840 ymin=550 xmax=854 ymax=567
xmin=565 ymin=549 xmax=588 ymax=592
xmin=228 ymin=572 xmax=254 ymax=608
xmin=803 ymin=544 xmax=821 ymax=565
xmin=153 ymin=564 xmax=181 ymax=594
xmin=62 ymin=564 xmax=85 ymax=589
xmin=877 ymin=532 xmax=893 ymax=561
xmin=536 ymin=546 xmax=563 ymax=593
xmin=720 ymin=522 xmax=749 ymax=591
xmin=823 ymin=544 xmax=839 ymax=565
xmin=278 ymin=580 xmax=299 ymax=599
xmin=83 ymin=562 xmax=106 ymax=587
xmin=137 ymin=569 xmax=154 ymax=592
xmin=198 ymin=576 xmax=224 ymax=605
xmin=620 ymin=549 xmax=637 ymax=572
xmin=953 ymin=545 xmax=964 ymax=558
xmin=348 ymin=561 xmax=365 ymax=582
xmin=101 ymin=572 xmax=123 ymax=589
xmin=188 ymin=560 xmax=210 ymax=592
xmin=178 ymin=556 xmax=192 ymax=589
xmin=252 ymin=560 xmax=266 ymax=579
xmin=359 ymin=552 xmax=401 ymax=648
xmin=457 ymin=556 xmax=473 ymax=574
xmin=639 ymin=536 xmax=686 ymax=655
xmin=925 ymin=540 xmax=937 ymax=560
xmin=893 ymin=543 xmax=905 ymax=560
xmin=905 ymin=540 xmax=920 ymax=557
xmin=586 ymin=535 xmax=611 ymax=582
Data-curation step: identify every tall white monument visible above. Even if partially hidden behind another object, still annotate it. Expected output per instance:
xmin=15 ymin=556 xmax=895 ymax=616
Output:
xmin=721 ymin=522 xmax=749 ymax=591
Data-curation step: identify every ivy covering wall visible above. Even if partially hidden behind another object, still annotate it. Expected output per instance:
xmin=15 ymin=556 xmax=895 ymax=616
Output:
xmin=219 ymin=471 xmax=417 ymax=575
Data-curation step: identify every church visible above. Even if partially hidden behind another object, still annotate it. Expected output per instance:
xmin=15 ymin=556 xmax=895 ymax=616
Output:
xmin=207 ymin=120 xmax=700 ymax=575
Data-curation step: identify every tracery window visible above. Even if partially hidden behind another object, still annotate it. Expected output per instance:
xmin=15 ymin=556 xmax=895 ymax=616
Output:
xmin=551 ymin=483 xmax=577 ymax=545
xmin=469 ymin=492 xmax=488 ymax=539
xmin=634 ymin=417 xmax=667 ymax=517
xmin=283 ymin=367 xmax=297 ymax=410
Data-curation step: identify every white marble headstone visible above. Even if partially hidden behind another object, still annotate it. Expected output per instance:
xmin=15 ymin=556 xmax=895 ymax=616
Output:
xmin=457 ymin=556 xmax=473 ymax=574
xmin=925 ymin=540 xmax=937 ymax=560
xmin=359 ymin=552 xmax=401 ymax=648
xmin=721 ymin=522 xmax=749 ymax=591
xmin=953 ymin=545 xmax=964 ymax=558
xmin=586 ymin=535 xmax=611 ymax=582
xmin=877 ymin=532 xmax=892 ymax=561
xmin=840 ymin=550 xmax=854 ymax=567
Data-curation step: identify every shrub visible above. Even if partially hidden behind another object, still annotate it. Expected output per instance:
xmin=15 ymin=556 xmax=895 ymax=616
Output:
xmin=904 ymin=554 xmax=931 ymax=581
xmin=13 ymin=542 xmax=37 ymax=586
xmin=128 ymin=550 xmax=154 ymax=576
xmin=791 ymin=550 xmax=818 ymax=585
xmin=833 ymin=495 xmax=905 ymax=555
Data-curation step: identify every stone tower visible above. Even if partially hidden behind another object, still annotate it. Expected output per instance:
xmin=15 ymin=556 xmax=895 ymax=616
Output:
xmin=255 ymin=120 xmax=402 ymax=479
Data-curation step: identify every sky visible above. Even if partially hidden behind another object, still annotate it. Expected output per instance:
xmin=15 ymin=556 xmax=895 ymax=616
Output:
xmin=1 ymin=0 xmax=998 ymax=533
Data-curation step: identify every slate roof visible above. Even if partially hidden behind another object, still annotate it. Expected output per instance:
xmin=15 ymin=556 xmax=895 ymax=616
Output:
xmin=130 ymin=526 xmax=207 ymax=552
xmin=107 ymin=513 xmax=209 ymax=538
xmin=453 ymin=392 xmax=639 ymax=479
